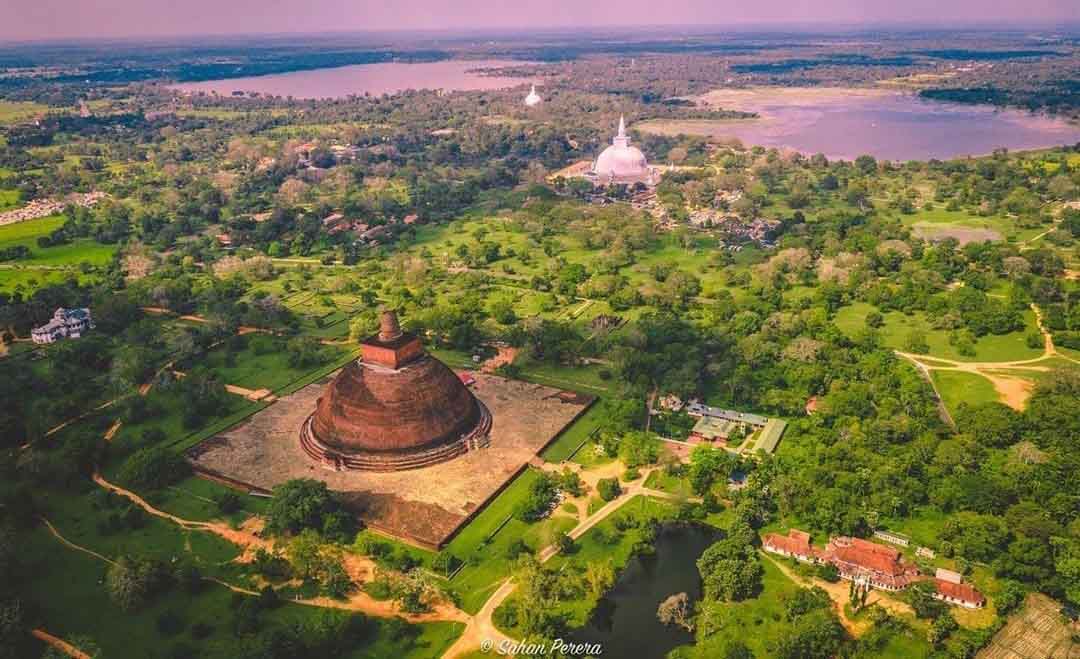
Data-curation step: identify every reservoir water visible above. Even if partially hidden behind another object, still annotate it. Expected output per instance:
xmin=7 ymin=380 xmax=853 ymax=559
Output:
xmin=566 ymin=524 xmax=718 ymax=659
xmin=647 ymin=87 xmax=1080 ymax=161
xmin=171 ymin=59 xmax=534 ymax=99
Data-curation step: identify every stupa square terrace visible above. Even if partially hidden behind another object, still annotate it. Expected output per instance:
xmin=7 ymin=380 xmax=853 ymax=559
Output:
xmin=188 ymin=371 xmax=593 ymax=550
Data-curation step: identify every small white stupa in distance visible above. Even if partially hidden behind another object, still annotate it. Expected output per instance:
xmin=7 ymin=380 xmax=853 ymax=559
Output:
xmin=524 ymin=84 xmax=542 ymax=107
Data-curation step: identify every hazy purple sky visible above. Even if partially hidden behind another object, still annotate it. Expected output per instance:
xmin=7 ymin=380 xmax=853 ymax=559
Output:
xmin=3 ymin=0 xmax=1077 ymax=41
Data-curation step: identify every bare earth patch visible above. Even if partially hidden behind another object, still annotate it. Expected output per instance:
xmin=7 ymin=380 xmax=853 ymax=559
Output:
xmin=188 ymin=371 xmax=591 ymax=548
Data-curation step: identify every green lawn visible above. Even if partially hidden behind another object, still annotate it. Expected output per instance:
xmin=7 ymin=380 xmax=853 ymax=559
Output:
xmin=931 ymin=370 xmax=999 ymax=416
xmin=540 ymin=400 xmax=603 ymax=462
xmin=443 ymin=467 xmax=576 ymax=613
xmin=643 ymin=469 xmax=695 ymax=498
xmin=0 ymin=188 xmax=20 ymax=211
xmin=835 ymin=302 xmax=1042 ymax=362
xmin=0 ymin=100 xmax=47 ymax=124
xmin=0 ymin=213 xmax=118 ymax=269
xmin=900 ymin=207 xmax=1043 ymax=243
xmin=198 ymin=336 xmax=349 ymax=392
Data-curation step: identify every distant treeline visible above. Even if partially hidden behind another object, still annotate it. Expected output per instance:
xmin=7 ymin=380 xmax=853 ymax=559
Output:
xmin=0 ymin=49 xmax=450 ymax=87
xmin=920 ymin=80 xmax=1080 ymax=112
xmin=730 ymin=54 xmax=916 ymax=73
xmin=912 ymin=49 xmax=1062 ymax=61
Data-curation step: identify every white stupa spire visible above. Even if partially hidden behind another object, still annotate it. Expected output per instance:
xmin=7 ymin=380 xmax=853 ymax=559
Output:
xmin=524 ymin=84 xmax=542 ymax=107
xmin=613 ymin=115 xmax=630 ymax=147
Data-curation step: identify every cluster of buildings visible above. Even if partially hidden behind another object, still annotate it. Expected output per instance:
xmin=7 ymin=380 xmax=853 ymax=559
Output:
xmin=653 ymin=395 xmax=787 ymax=454
xmin=0 ymin=191 xmax=106 ymax=228
xmin=763 ymin=529 xmax=986 ymax=609
xmin=31 ymin=307 xmax=94 ymax=345
xmin=321 ymin=211 xmax=418 ymax=245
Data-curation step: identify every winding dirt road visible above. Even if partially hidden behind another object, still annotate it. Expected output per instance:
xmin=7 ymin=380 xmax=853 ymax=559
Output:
xmin=896 ymin=303 xmax=1077 ymax=411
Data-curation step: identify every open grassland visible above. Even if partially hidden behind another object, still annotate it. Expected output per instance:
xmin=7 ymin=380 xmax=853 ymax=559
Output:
xmin=0 ymin=214 xmax=117 ymax=270
xmin=0 ymin=100 xmax=48 ymax=124
xmin=834 ymin=302 xmax=1042 ymax=362
xmin=900 ymin=207 xmax=1044 ymax=244
xmin=0 ymin=188 xmax=20 ymax=211
xmin=932 ymin=370 xmax=1000 ymax=415
xmin=198 ymin=337 xmax=349 ymax=393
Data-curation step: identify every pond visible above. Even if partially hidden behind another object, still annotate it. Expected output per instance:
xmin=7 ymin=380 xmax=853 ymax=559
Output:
xmin=170 ymin=59 xmax=534 ymax=99
xmin=566 ymin=523 xmax=718 ymax=659
xmin=640 ymin=87 xmax=1080 ymax=161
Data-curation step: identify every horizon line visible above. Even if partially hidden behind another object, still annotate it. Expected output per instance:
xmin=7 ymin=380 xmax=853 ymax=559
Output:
xmin=2 ymin=20 xmax=1080 ymax=48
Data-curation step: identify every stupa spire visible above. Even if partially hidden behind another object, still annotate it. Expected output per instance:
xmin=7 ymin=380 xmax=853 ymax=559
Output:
xmin=378 ymin=310 xmax=403 ymax=342
xmin=617 ymin=115 xmax=626 ymax=138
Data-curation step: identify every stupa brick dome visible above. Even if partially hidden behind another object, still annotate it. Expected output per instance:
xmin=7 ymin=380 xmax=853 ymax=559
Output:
xmin=300 ymin=311 xmax=491 ymax=471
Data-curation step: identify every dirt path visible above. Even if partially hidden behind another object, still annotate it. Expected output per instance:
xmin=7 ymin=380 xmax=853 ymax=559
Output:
xmin=89 ymin=471 xmax=468 ymax=624
xmin=41 ymin=517 xmax=117 ymax=567
xmin=895 ymin=303 xmax=1073 ymax=411
xmin=763 ymin=553 xmax=914 ymax=637
xmin=445 ymin=465 xmax=662 ymax=658
xmin=31 ymin=629 xmax=92 ymax=659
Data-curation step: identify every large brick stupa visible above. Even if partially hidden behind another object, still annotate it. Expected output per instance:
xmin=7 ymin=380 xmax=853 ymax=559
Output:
xmin=300 ymin=310 xmax=491 ymax=471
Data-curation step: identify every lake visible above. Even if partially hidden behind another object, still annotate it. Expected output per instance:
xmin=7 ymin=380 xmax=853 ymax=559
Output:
xmin=641 ymin=87 xmax=1080 ymax=161
xmin=566 ymin=523 xmax=718 ymax=659
xmin=171 ymin=59 xmax=534 ymax=99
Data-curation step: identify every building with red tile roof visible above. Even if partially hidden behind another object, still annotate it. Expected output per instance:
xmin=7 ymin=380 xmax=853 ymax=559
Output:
xmin=762 ymin=529 xmax=819 ymax=563
xmin=933 ymin=579 xmax=986 ymax=609
xmin=823 ymin=537 xmax=921 ymax=591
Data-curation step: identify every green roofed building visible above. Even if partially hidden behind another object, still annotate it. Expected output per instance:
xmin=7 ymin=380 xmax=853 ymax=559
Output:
xmin=755 ymin=418 xmax=788 ymax=454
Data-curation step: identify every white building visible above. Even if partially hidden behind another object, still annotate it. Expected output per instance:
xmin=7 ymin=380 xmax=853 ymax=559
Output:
xmin=524 ymin=84 xmax=542 ymax=107
xmin=587 ymin=116 xmax=659 ymax=187
xmin=31 ymin=307 xmax=94 ymax=345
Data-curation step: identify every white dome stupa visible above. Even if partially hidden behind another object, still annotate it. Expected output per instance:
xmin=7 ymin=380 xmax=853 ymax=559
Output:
xmin=524 ymin=84 xmax=542 ymax=107
xmin=589 ymin=116 xmax=657 ymax=186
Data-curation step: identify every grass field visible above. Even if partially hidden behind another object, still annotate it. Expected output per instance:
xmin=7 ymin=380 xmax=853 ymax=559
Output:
xmin=443 ymin=467 xmax=576 ymax=613
xmin=834 ymin=302 xmax=1042 ymax=362
xmin=900 ymin=207 xmax=1043 ymax=243
xmin=0 ymin=214 xmax=118 ymax=272
xmin=0 ymin=188 xmax=20 ymax=211
xmin=198 ymin=337 xmax=348 ymax=392
xmin=0 ymin=100 xmax=48 ymax=124
xmin=540 ymin=400 xmax=603 ymax=462
xmin=931 ymin=370 xmax=1000 ymax=416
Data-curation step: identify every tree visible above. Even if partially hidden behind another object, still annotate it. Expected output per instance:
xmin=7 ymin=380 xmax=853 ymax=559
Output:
xmin=657 ymin=592 xmax=695 ymax=631
xmin=697 ymin=537 xmax=763 ymax=602
xmin=106 ymin=556 xmax=167 ymax=611
xmin=264 ymin=479 xmax=355 ymax=540
xmin=585 ymin=560 xmax=615 ymax=599
xmin=514 ymin=474 xmax=558 ymax=522
xmin=116 ymin=447 xmax=190 ymax=490
xmin=597 ymin=477 xmax=622 ymax=502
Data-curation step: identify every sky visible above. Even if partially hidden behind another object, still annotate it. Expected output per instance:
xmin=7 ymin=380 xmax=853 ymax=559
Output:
xmin=1 ymin=0 xmax=1077 ymax=42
